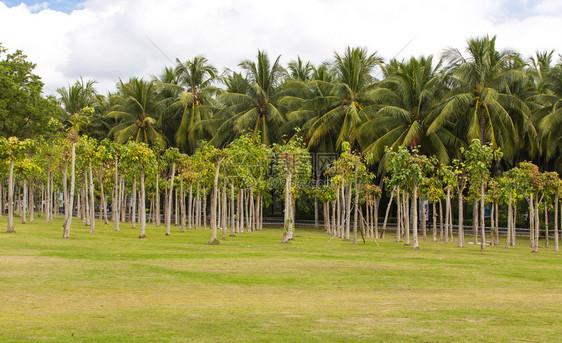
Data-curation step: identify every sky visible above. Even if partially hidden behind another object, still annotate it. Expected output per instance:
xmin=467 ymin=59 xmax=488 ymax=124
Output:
xmin=1 ymin=0 xmax=561 ymax=96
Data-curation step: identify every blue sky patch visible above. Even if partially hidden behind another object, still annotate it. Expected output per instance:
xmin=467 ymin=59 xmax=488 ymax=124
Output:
xmin=1 ymin=0 xmax=83 ymax=14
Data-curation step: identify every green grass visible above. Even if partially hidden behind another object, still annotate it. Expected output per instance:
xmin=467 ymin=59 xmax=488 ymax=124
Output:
xmin=1 ymin=215 xmax=561 ymax=342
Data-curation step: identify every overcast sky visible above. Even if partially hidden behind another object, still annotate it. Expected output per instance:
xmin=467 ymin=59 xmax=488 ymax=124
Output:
xmin=1 ymin=0 xmax=561 ymax=95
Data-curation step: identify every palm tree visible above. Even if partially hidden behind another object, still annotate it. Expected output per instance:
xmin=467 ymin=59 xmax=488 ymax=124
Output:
xmin=305 ymin=47 xmax=383 ymax=151
xmin=428 ymin=35 xmax=531 ymax=161
xmin=359 ymin=56 xmax=456 ymax=163
xmin=159 ymin=57 xmax=219 ymax=153
xmin=536 ymin=58 xmax=562 ymax=170
xmin=57 ymin=77 xmax=97 ymax=116
xmin=108 ymin=77 xmax=167 ymax=149
xmin=210 ymin=51 xmax=286 ymax=147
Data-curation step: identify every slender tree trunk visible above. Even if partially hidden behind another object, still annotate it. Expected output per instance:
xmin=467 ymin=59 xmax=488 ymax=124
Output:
xmin=89 ymin=160 xmax=95 ymax=234
xmin=404 ymin=192 xmax=410 ymax=245
xmin=29 ymin=180 xmax=34 ymax=222
xmin=180 ymin=175 xmax=186 ymax=232
xmin=396 ymin=187 xmax=401 ymax=242
xmin=412 ymin=185 xmax=419 ymax=250
xmin=155 ymin=173 xmax=160 ymax=226
xmin=473 ymin=199 xmax=478 ymax=244
xmin=210 ymin=159 xmax=222 ymax=244
xmin=432 ymin=202 xmax=437 ymax=242
xmin=382 ymin=187 xmax=395 ymax=239
xmin=445 ymin=188 xmax=450 ymax=243
xmin=63 ymin=142 xmax=76 ymax=238
xmin=353 ymin=170 xmax=359 ymax=246
xmin=230 ymin=183 xmax=236 ymax=236
xmin=480 ymin=182 xmax=485 ymax=252
xmin=21 ymin=179 xmax=27 ymax=224
xmin=131 ymin=177 xmax=137 ymax=229
xmin=283 ymin=172 xmax=293 ymax=243
xmin=139 ymin=170 xmax=147 ymax=239
xmin=188 ymin=181 xmax=193 ymax=230
xmin=490 ymin=201 xmax=495 ymax=246
xmin=324 ymin=201 xmax=330 ymax=234
xmin=166 ymin=163 xmax=176 ymax=236
xmin=555 ymin=192 xmax=559 ymax=252
xmin=506 ymin=192 xmax=512 ymax=248
xmin=45 ymin=170 xmax=51 ymax=223
xmin=203 ymin=187 xmax=207 ymax=230
xmin=221 ymin=169 xmax=227 ymax=240
xmin=458 ymin=193 xmax=464 ymax=247
xmin=533 ymin=196 xmax=540 ymax=253
xmin=544 ymin=202 xmax=549 ymax=248
xmin=439 ymin=200 xmax=443 ymax=241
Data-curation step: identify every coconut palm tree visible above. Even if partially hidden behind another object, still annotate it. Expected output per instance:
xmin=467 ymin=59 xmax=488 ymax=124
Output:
xmin=305 ymin=47 xmax=383 ymax=151
xmin=428 ymin=35 xmax=531 ymax=161
xmin=158 ymin=57 xmax=219 ymax=153
xmin=210 ymin=51 xmax=286 ymax=147
xmin=108 ymin=77 xmax=167 ymax=149
xmin=359 ymin=56 xmax=456 ymax=164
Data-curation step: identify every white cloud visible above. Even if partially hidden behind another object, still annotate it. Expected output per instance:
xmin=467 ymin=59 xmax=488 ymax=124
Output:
xmin=1 ymin=0 xmax=561 ymax=96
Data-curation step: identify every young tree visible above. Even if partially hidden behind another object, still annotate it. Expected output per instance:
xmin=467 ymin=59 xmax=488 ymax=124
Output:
xmin=461 ymin=139 xmax=502 ymax=252
xmin=0 ymin=137 xmax=34 ymax=233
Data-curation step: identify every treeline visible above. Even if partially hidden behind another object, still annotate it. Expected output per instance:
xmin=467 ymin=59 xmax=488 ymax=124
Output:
xmin=1 ymin=35 xmax=562 ymax=251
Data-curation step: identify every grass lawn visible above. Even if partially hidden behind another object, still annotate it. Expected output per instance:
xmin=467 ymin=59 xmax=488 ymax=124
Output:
xmin=1 ymin=216 xmax=561 ymax=342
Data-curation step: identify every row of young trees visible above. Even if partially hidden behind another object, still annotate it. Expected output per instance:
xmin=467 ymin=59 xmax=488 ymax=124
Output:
xmin=2 ymin=120 xmax=561 ymax=253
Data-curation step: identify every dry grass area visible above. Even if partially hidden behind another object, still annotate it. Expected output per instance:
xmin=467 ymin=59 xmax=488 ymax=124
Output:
xmin=0 ymin=217 xmax=561 ymax=342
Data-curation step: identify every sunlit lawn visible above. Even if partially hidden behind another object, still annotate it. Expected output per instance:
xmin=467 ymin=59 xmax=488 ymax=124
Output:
xmin=1 ymin=215 xmax=561 ymax=342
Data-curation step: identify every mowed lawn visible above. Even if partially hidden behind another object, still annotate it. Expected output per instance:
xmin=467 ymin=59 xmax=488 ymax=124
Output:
xmin=1 ymin=216 xmax=561 ymax=342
